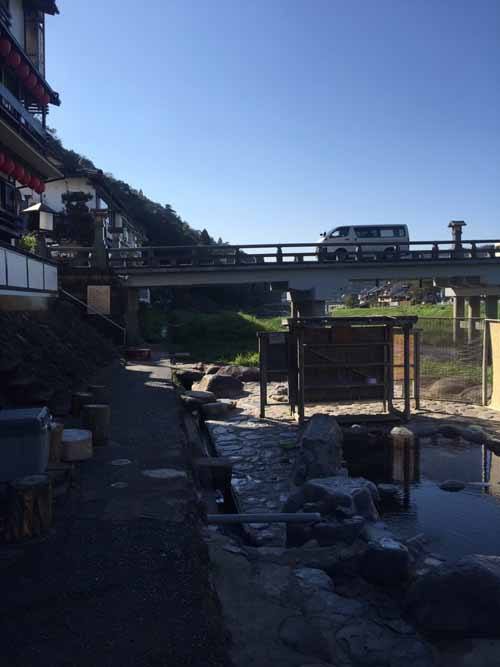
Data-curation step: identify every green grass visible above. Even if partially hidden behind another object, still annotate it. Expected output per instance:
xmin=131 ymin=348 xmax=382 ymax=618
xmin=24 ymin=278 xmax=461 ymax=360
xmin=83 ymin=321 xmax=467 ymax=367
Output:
xmin=167 ymin=309 xmax=282 ymax=365
xmin=331 ymin=303 xmax=453 ymax=318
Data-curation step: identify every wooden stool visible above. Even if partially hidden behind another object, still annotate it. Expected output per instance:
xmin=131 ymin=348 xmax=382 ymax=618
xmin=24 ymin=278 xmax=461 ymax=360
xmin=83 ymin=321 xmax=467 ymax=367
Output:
xmin=5 ymin=474 xmax=52 ymax=542
xmin=71 ymin=392 xmax=93 ymax=417
xmin=61 ymin=429 xmax=93 ymax=461
xmin=81 ymin=404 xmax=110 ymax=446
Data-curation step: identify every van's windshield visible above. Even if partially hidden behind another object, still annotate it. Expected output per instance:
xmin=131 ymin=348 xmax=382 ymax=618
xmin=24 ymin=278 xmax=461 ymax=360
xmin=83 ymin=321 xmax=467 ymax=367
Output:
xmin=329 ymin=226 xmax=350 ymax=238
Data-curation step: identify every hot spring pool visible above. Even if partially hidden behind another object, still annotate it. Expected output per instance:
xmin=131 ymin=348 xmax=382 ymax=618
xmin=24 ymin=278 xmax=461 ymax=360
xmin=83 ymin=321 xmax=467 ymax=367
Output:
xmin=344 ymin=432 xmax=500 ymax=561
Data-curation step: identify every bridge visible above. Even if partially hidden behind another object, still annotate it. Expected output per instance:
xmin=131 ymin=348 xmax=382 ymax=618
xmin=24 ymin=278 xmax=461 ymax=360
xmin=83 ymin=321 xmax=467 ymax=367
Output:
xmin=51 ymin=231 xmax=500 ymax=341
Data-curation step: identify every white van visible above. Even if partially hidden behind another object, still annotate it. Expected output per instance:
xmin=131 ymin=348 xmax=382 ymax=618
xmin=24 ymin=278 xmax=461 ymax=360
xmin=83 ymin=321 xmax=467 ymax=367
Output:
xmin=318 ymin=225 xmax=410 ymax=260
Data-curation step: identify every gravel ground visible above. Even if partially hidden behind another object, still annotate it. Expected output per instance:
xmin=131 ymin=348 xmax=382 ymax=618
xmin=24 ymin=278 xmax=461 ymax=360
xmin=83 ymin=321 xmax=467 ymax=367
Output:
xmin=0 ymin=355 xmax=231 ymax=667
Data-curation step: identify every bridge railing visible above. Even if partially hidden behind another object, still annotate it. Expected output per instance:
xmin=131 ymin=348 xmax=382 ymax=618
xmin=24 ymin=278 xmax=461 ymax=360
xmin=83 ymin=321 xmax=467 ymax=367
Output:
xmin=105 ymin=239 xmax=500 ymax=270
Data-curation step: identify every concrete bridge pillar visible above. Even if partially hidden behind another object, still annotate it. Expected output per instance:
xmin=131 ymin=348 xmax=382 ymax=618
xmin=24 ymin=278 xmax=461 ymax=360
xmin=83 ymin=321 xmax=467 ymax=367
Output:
xmin=467 ymin=295 xmax=481 ymax=343
xmin=453 ymin=295 xmax=466 ymax=344
xmin=125 ymin=288 xmax=142 ymax=345
xmin=485 ymin=296 xmax=499 ymax=320
xmin=288 ymin=289 xmax=326 ymax=318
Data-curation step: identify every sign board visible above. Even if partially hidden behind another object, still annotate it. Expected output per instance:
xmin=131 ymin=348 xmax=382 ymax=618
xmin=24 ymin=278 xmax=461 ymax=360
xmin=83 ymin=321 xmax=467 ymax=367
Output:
xmin=87 ymin=285 xmax=111 ymax=315
xmin=269 ymin=333 xmax=286 ymax=345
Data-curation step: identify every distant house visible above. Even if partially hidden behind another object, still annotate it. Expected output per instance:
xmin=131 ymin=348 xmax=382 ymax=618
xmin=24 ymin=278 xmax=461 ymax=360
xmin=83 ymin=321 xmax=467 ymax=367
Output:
xmin=20 ymin=168 xmax=147 ymax=248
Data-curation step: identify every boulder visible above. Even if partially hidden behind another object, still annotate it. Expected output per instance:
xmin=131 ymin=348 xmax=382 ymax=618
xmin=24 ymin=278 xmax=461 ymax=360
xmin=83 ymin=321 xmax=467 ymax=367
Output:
xmin=426 ymin=377 xmax=471 ymax=399
xmin=204 ymin=364 xmax=220 ymax=375
xmin=405 ymin=555 xmax=500 ymax=637
xmin=439 ymin=479 xmax=466 ymax=492
xmin=216 ymin=365 xmax=260 ymax=382
xmin=292 ymin=414 xmax=344 ymax=486
xmin=459 ymin=385 xmax=483 ymax=404
xmin=312 ymin=517 xmax=365 ymax=546
xmin=183 ymin=389 xmax=217 ymax=404
xmin=174 ymin=368 xmax=204 ymax=389
xmin=360 ymin=537 xmax=412 ymax=586
xmin=192 ymin=373 xmax=245 ymax=399
xmin=377 ymin=483 xmax=401 ymax=503
xmin=284 ymin=477 xmax=379 ymax=522
xmin=201 ymin=400 xmax=236 ymax=419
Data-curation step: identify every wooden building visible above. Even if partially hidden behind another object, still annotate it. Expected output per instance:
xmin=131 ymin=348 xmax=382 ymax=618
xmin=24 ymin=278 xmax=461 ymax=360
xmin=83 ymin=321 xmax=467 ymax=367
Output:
xmin=0 ymin=0 xmax=62 ymax=243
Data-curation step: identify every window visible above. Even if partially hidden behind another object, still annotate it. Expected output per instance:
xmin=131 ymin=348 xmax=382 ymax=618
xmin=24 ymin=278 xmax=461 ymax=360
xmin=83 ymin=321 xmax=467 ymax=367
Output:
xmin=354 ymin=227 xmax=380 ymax=238
xmin=0 ymin=177 xmax=17 ymax=214
xmin=329 ymin=226 xmax=350 ymax=238
xmin=24 ymin=9 xmax=45 ymax=76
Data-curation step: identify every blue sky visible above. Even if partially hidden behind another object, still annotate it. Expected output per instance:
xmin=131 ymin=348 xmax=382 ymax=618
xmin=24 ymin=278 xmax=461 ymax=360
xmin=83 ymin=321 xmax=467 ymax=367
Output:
xmin=46 ymin=0 xmax=500 ymax=244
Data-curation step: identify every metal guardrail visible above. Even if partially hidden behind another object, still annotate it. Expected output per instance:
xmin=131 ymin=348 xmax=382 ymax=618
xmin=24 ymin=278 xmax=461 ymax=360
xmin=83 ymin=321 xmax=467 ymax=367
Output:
xmin=60 ymin=288 xmax=127 ymax=346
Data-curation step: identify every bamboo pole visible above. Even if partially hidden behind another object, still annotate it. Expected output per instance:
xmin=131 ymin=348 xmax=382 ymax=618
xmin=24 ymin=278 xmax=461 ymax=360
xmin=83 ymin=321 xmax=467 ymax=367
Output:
xmin=482 ymin=320 xmax=490 ymax=407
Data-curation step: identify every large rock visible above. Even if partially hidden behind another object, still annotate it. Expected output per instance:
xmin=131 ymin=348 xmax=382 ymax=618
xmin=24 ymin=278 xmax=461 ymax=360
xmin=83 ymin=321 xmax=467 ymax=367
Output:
xmin=201 ymin=400 xmax=236 ymax=419
xmin=173 ymin=368 xmax=204 ymax=389
xmin=312 ymin=517 xmax=365 ymax=546
xmin=426 ymin=377 xmax=471 ymax=399
xmin=192 ymin=373 xmax=245 ymax=398
xmin=360 ymin=537 xmax=412 ymax=586
xmin=216 ymin=365 xmax=260 ymax=382
xmin=297 ymin=481 xmax=371 ymax=517
xmin=292 ymin=414 xmax=344 ymax=486
xmin=183 ymin=389 xmax=217 ymax=404
xmin=405 ymin=555 xmax=500 ymax=637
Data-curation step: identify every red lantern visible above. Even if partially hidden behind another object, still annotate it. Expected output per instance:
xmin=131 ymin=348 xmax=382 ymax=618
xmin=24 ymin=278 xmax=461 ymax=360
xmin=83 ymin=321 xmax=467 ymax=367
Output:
xmin=0 ymin=38 xmax=11 ymax=57
xmin=3 ymin=158 xmax=15 ymax=176
xmin=13 ymin=164 xmax=25 ymax=182
xmin=25 ymin=72 xmax=37 ymax=89
xmin=21 ymin=171 xmax=31 ymax=186
xmin=17 ymin=62 xmax=30 ymax=80
xmin=41 ymin=93 xmax=51 ymax=106
xmin=38 ymin=181 xmax=45 ymax=193
xmin=33 ymin=83 xmax=44 ymax=100
xmin=6 ymin=49 xmax=21 ymax=68
xmin=31 ymin=177 xmax=40 ymax=192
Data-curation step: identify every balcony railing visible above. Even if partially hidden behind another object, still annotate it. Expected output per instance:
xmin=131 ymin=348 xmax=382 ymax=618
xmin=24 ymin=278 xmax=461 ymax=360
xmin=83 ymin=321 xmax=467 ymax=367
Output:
xmin=0 ymin=81 xmax=48 ymax=150
xmin=0 ymin=241 xmax=58 ymax=293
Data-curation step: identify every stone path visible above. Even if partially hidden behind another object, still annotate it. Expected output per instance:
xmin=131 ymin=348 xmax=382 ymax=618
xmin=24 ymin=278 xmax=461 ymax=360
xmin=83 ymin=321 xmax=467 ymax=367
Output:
xmin=0 ymin=355 xmax=231 ymax=667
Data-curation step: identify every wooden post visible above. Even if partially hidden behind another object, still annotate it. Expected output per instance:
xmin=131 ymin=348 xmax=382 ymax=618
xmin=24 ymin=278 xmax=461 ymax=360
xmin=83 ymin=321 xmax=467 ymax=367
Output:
xmin=414 ymin=329 xmax=421 ymax=410
xmin=259 ymin=334 xmax=268 ymax=418
xmin=403 ymin=325 xmax=411 ymax=420
xmin=88 ymin=384 xmax=108 ymax=403
xmin=49 ymin=422 xmax=64 ymax=463
xmin=71 ymin=392 xmax=93 ymax=417
xmin=483 ymin=320 xmax=490 ymax=407
xmin=5 ymin=474 xmax=52 ymax=542
xmin=81 ymin=404 xmax=110 ymax=446
xmin=298 ymin=330 xmax=305 ymax=424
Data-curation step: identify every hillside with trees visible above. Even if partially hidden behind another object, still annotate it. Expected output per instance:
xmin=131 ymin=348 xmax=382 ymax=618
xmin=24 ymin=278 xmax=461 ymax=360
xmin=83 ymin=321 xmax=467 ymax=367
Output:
xmin=47 ymin=131 xmax=218 ymax=247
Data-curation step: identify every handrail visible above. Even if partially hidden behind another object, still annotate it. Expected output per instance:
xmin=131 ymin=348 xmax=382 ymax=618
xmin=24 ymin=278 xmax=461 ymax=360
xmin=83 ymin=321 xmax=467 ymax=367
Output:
xmin=60 ymin=288 xmax=127 ymax=346
xmin=0 ymin=239 xmax=58 ymax=265
xmin=106 ymin=239 xmax=500 ymax=252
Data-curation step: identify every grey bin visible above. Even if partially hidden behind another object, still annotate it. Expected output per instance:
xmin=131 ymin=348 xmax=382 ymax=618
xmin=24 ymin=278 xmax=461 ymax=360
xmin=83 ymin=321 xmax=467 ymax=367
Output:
xmin=0 ymin=407 xmax=51 ymax=482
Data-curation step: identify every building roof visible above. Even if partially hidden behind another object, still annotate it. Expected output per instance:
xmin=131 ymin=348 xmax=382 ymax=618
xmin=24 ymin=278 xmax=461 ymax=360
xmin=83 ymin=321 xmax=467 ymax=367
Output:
xmin=26 ymin=0 xmax=60 ymax=15
xmin=22 ymin=201 xmax=57 ymax=215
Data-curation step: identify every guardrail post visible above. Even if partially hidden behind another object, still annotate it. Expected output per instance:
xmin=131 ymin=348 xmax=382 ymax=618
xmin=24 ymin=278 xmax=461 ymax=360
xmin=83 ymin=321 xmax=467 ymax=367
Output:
xmin=355 ymin=245 xmax=363 ymax=261
xmin=395 ymin=244 xmax=401 ymax=260
xmin=235 ymin=248 xmax=241 ymax=265
xmin=431 ymin=242 xmax=439 ymax=260
xmin=276 ymin=246 xmax=283 ymax=263
xmin=471 ymin=242 xmax=477 ymax=259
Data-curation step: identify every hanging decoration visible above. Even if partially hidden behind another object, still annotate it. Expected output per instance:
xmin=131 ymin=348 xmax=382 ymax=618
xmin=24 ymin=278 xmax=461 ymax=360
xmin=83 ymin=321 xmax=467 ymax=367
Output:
xmin=0 ymin=33 xmax=54 ymax=106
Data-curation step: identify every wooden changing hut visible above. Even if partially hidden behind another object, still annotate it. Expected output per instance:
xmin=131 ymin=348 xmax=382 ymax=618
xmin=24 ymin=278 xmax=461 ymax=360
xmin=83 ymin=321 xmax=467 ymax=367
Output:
xmin=258 ymin=315 xmax=419 ymax=423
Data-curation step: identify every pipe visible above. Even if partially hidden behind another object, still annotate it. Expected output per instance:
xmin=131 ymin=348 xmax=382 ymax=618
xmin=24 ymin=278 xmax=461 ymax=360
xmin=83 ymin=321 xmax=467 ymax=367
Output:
xmin=206 ymin=512 xmax=321 ymax=525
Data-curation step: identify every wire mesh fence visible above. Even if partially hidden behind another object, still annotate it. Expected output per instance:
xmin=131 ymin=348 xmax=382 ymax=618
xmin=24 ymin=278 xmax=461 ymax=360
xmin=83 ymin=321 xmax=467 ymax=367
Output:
xmin=417 ymin=317 xmax=485 ymax=403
